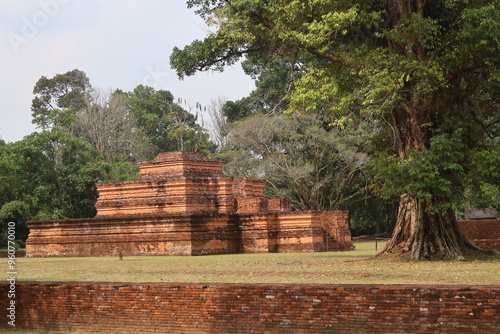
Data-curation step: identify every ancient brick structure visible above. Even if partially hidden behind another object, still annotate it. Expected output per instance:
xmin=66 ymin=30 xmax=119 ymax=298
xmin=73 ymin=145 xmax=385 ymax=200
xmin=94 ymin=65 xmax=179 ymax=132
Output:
xmin=1 ymin=282 xmax=498 ymax=333
xmin=458 ymin=220 xmax=500 ymax=251
xmin=26 ymin=151 xmax=353 ymax=257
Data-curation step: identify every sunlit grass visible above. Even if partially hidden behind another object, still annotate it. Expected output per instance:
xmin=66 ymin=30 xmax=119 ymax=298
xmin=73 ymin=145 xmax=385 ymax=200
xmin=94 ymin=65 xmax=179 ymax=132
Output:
xmin=10 ymin=241 xmax=499 ymax=285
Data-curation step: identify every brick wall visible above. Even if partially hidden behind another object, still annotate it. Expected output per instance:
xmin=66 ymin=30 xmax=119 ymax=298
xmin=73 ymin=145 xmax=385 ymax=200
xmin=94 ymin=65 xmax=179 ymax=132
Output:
xmin=26 ymin=211 xmax=352 ymax=257
xmin=26 ymin=214 xmax=240 ymax=257
xmin=1 ymin=282 xmax=498 ymax=333
xmin=458 ymin=220 xmax=500 ymax=251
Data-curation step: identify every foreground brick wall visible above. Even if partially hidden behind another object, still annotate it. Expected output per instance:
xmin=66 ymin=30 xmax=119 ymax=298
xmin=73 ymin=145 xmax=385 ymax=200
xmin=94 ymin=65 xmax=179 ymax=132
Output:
xmin=458 ymin=220 xmax=500 ymax=251
xmin=1 ymin=282 xmax=498 ymax=333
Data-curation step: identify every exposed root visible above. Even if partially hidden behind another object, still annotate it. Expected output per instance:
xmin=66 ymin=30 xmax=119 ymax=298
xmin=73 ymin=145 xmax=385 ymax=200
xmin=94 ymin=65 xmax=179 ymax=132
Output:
xmin=381 ymin=195 xmax=497 ymax=261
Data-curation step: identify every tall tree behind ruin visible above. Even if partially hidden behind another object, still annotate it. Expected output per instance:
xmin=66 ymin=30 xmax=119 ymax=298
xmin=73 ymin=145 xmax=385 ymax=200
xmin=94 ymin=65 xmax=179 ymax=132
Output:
xmin=31 ymin=69 xmax=91 ymax=130
xmin=70 ymin=88 xmax=154 ymax=164
xmin=206 ymin=96 xmax=228 ymax=151
xmin=221 ymin=114 xmax=372 ymax=212
xmin=122 ymin=85 xmax=215 ymax=154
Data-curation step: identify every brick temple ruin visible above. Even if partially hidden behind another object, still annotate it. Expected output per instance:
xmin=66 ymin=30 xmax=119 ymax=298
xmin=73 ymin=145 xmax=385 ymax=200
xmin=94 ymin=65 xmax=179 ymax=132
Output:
xmin=26 ymin=151 xmax=354 ymax=257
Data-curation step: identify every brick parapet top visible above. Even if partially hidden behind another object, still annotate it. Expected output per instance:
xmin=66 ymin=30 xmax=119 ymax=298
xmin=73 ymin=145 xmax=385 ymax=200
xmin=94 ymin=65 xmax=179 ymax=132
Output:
xmin=134 ymin=151 xmax=224 ymax=178
xmin=3 ymin=281 xmax=499 ymax=291
xmin=137 ymin=151 xmax=221 ymax=166
xmin=154 ymin=151 xmax=215 ymax=162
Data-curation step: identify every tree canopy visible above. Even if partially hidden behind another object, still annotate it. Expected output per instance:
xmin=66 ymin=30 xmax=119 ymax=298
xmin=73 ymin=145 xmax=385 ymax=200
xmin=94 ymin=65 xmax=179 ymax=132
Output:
xmin=31 ymin=69 xmax=91 ymax=130
xmin=220 ymin=114 xmax=371 ymax=211
xmin=122 ymin=85 xmax=214 ymax=153
xmin=0 ymin=129 xmax=108 ymax=248
xmin=172 ymin=0 xmax=500 ymax=260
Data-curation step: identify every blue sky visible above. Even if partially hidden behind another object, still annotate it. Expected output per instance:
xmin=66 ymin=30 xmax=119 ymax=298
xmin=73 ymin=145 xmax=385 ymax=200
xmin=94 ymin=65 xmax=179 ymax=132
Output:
xmin=0 ymin=0 xmax=255 ymax=142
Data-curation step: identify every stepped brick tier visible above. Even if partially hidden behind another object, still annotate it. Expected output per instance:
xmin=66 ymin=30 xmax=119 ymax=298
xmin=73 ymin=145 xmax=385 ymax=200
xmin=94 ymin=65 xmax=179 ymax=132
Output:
xmin=26 ymin=151 xmax=354 ymax=257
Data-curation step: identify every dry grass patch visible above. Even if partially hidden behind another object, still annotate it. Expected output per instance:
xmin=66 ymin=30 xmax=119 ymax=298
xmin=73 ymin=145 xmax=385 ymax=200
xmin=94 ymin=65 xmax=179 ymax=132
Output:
xmin=13 ymin=241 xmax=499 ymax=284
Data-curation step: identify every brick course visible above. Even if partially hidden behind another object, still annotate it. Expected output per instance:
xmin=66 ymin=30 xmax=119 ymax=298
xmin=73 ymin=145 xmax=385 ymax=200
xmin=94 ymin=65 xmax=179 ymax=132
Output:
xmin=0 ymin=282 xmax=498 ymax=333
xmin=458 ymin=220 xmax=500 ymax=251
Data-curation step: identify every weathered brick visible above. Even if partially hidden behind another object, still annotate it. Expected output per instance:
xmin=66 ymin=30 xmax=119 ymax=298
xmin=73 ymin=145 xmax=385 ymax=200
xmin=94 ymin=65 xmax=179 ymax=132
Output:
xmin=458 ymin=220 xmax=500 ymax=251
xmin=4 ymin=282 xmax=497 ymax=334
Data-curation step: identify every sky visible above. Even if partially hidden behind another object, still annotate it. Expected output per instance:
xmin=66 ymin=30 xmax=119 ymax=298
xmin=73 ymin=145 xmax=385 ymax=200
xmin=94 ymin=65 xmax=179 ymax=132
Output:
xmin=0 ymin=0 xmax=255 ymax=143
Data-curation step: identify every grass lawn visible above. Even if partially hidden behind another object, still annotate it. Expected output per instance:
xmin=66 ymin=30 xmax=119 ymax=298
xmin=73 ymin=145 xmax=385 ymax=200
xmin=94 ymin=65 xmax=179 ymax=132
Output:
xmin=9 ymin=241 xmax=499 ymax=285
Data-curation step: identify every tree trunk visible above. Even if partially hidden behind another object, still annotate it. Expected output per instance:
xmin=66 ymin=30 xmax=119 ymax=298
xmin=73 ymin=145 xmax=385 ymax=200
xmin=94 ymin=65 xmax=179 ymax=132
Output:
xmin=382 ymin=100 xmax=480 ymax=260
xmin=383 ymin=195 xmax=480 ymax=260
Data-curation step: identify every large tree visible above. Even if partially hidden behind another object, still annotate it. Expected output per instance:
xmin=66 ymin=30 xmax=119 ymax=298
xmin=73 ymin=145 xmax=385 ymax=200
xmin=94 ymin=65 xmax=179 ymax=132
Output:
xmin=31 ymin=69 xmax=91 ymax=130
xmin=122 ymin=85 xmax=215 ymax=154
xmin=171 ymin=0 xmax=500 ymax=259
xmin=70 ymin=88 xmax=154 ymax=165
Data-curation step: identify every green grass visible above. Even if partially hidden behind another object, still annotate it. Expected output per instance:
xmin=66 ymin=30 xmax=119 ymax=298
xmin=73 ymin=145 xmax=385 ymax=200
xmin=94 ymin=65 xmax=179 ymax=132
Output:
xmin=9 ymin=241 xmax=499 ymax=285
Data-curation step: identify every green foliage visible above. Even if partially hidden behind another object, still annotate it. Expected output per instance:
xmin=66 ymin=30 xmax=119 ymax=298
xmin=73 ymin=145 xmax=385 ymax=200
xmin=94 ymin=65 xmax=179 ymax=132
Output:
xmin=108 ymin=162 xmax=140 ymax=181
xmin=123 ymin=85 xmax=215 ymax=154
xmin=222 ymin=56 xmax=303 ymax=122
xmin=173 ymin=0 xmax=500 ymax=141
xmin=218 ymin=114 xmax=372 ymax=212
xmin=0 ymin=201 xmax=30 ymax=247
xmin=175 ymin=1 xmax=500 ymax=255
xmin=31 ymin=71 xmax=214 ymax=163
xmin=0 ymin=129 xmax=109 ymax=247
xmin=31 ymin=69 xmax=91 ymax=129
xmin=348 ymin=198 xmax=393 ymax=236
xmin=171 ymin=38 xmax=240 ymax=79
xmin=70 ymin=88 xmax=155 ymax=165
xmin=465 ymin=143 xmax=500 ymax=211
xmin=369 ymin=129 xmax=500 ymax=214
